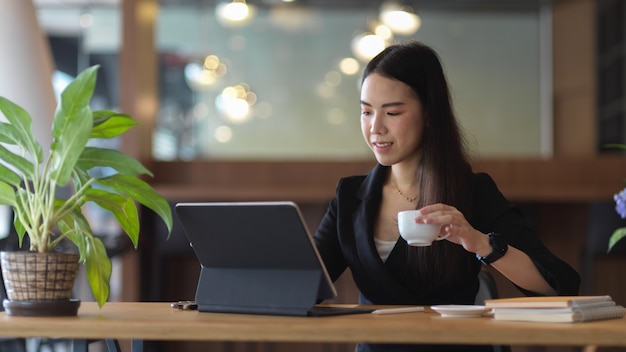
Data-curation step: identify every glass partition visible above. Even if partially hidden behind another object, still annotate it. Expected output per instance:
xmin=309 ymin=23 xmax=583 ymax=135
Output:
xmin=154 ymin=4 xmax=549 ymax=161
xmin=37 ymin=1 xmax=551 ymax=161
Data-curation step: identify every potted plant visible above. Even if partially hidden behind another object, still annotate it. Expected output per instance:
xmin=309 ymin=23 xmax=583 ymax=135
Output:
xmin=0 ymin=65 xmax=172 ymax=315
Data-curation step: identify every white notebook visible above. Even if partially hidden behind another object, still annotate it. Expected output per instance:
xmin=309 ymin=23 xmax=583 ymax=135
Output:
xmin=493 ymin=304 xmax=625 ymax=323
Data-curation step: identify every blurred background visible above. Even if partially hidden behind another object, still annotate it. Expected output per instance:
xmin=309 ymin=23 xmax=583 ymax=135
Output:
xmin=34 ymin=0 xmax=553 ymax=161
xmin=3 ymin=0 xmax=626 ymax=351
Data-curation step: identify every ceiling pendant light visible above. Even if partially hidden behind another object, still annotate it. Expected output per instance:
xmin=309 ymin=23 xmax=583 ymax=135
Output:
xmin=216 ymin=0 xmax=256 ymax=27
xmin=351 ymin=32 xmax=387 ymax=62
xmin=379 ymin=1 xmax=421 ymax=36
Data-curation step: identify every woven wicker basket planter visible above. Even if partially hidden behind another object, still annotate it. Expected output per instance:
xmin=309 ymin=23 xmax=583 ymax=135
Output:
xmin=1 ymin=251 xmax=80 ymax=316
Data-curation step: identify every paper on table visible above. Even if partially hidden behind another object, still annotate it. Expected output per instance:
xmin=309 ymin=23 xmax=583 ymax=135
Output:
xmin=493 ymin=305 xmax=625 ymax=323
xmin=484 ymin=295 xmax=614 ymax=309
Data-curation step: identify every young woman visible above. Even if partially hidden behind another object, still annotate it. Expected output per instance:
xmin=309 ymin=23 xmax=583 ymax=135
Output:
xmin=314 ymin=41 xmax=580 ymax=352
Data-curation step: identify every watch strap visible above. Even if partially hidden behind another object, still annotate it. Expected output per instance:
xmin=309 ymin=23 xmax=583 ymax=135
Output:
xmin=476 ymin=232 xmax=508 ymax=266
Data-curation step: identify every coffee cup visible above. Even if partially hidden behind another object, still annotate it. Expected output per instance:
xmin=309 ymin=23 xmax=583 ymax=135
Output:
xmin=397 ymin=210 xmax=449 ymax=246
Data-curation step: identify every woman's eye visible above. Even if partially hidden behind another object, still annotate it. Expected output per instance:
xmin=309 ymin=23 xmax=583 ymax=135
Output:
xmin=361 ymin=111 xmax=371 ymax=116
xmin=387 ymin=111 xmax=400 ymax=116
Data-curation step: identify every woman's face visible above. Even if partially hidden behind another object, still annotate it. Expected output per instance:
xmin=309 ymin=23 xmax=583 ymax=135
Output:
xmin=360 ymin=72 xmax=425 ymax=167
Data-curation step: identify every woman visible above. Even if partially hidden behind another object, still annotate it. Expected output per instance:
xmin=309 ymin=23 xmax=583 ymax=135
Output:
xmin=313 ymin=41 xmax=580 ymax=352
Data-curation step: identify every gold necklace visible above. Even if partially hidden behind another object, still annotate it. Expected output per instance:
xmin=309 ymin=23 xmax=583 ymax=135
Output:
xmin=390 ymin=177 xmax=417 ymax=203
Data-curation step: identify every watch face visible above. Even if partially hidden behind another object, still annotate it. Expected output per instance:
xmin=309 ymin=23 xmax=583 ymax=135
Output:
xmin=491 ymin=234 xmax=508 ymax=254
xmin=487 ymin=233 xmax=507 ymax=259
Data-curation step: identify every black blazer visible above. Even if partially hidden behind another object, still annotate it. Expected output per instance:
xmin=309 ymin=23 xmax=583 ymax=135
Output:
xmin=314 ymin=164 xmax=581 ymax=306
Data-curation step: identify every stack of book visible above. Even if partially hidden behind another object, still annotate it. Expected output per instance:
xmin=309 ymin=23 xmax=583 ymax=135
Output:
xmin=484 ymin=295 xmax=625 ymax=323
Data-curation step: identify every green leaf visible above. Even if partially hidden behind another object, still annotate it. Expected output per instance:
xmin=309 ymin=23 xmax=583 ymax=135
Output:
xmin=604 ymin=143 xmax=626 ymax=150
xmin=85 ymin=236 xmax=112 ymax=308
xmin=608 ymin=227 xmax=626 ymax=252
xmin=0 ymin=162 xmax=22 ymax=186
xmin=85 ymin=188 xmax=139 ymax=248
xmin=0 ymin=181 xmax=16 ymax=206
xmin=91 ymin=111 xmax=139 ymax=139
xmin=0 ymin=144 xmax=35 ymax=179
xmin=96 ymin=174 xmax=173 ymax=236
xmin=0 ymin=122 xmax=24 ymax=146
xmin=77 ymin=147 xmax=152 ymax=176
xmin=0 ymin=122 xmax=16 ymax=144
xmin=0 ymin=97 xmax=44 ymax=163
xmin=12 ymin=194 xmax=27 ymax=247
xmin=72 ymin=168 xmax=91 ymax=192
xmin=49 ymin=65 xmax=98 ymax=186
xmin=58 ymin=210 xmax=90 ymax=262
xmin=53 ymin=66 xmax=98 ymax=132
xmin=58 ymin=203 xmax=111 ymax=307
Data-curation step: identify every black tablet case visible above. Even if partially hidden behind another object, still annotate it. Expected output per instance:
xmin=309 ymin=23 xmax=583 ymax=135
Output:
xmin=175 ymin=201 xmax=340 ymax=316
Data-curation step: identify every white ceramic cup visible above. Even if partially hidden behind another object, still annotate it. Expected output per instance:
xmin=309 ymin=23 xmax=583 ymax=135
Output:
xmin=397 ymin=210 xmax=449 ymax=246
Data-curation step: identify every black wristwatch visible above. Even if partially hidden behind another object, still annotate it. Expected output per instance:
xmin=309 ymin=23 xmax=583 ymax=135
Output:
xmin=476 ymin=232 xmax=508 ymax=266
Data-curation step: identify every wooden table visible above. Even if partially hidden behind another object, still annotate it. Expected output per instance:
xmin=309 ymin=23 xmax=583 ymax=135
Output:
xmin=2 ymin=302 xmax=626 ymax=351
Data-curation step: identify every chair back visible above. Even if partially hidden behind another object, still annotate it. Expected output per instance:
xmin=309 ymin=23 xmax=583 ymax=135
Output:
xmin=475 ymin=270 xmax=511 ymax=352
xmin=475 ymin=269 xmax=498 ymax=304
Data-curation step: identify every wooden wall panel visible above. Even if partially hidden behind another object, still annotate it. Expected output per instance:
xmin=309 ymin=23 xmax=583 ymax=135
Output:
xmin=150 ymin=157 xmax=626 ymax=204
xmin=552 ymin=0 xmax=597 ymax=156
